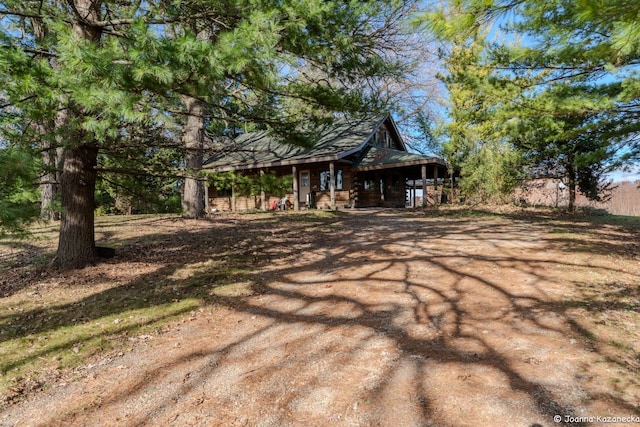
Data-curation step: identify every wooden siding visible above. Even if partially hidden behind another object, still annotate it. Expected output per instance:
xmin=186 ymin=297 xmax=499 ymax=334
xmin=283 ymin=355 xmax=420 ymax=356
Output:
xmin=209 ymin=196 xmax=232 ymax=212
xmin=352 ymin=171 xmax=406 ymax=208
xmin=300 ymin=163 xmax=352 ymax=208
xmin=208 ymin=194 xmax=295 ymax=212
xmin=314 ymin=190 xmax=351 ymax=209
xmin=207 ymin=163 xmax=354 ymax=211
xmin=208 ymin=194 xmax=262 ymax=212
xmin=207 ymin=162 xmax=425 ymax=211
xmin=383 ymin=173 xmax=407 ymax=207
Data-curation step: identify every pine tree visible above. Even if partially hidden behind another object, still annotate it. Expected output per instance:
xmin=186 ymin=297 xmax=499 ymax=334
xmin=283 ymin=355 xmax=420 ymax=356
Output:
xmin=419 ymin=0 xmax=640 ymax=206
xmin=1 ymin=0 xmax=414 ymax=268
xmin=513 ymin=85 xmax=623 ymax=210
xmin=0 ymin=147 xmax=40 ymax=234
xmin=422 ymin=9 xmax=524 ymax=202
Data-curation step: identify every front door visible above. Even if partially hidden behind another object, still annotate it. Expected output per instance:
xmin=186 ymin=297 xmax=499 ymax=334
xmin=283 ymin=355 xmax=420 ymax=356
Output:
xmin=299 ymin=170 xmax=310 ymax=203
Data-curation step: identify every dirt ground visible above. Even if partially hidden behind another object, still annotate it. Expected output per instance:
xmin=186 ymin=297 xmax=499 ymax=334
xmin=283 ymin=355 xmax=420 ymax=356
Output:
xmin=1 ymin=208 xmax=640 ymax=426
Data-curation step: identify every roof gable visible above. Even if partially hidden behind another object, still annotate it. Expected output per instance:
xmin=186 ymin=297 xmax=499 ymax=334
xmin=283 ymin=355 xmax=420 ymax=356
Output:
xmin=202 ymin=114 xmax=447 ymax=172
xmin=204 ymin=115 xmax=395 ymax=171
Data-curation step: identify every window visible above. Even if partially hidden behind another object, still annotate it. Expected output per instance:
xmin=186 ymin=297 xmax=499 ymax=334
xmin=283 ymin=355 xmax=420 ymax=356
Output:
xmin=363 ymin=172 xmax=376 ymax=190
xmin=300 ymin=172 xmax=309 ymax=188
xmin=319 ymin=170 xmax=343 ymax=191
xmin=320 ymin=171 xmax=329 ymax=191
xmin=373 ymin=129 xmax=390 ymax=147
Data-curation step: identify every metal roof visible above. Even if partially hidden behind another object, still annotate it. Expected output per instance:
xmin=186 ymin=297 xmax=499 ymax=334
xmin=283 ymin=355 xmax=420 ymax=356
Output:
xmin=353 ymin=145 xmax=446 ymax=171
xmin=203 ymin=115 xmax=444 ymax=172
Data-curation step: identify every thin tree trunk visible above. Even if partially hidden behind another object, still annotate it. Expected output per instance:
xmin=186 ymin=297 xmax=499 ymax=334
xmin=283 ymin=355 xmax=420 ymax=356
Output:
xmin=33 ymin=15 xmax=61 ymax=222
xmin=40 ymin=145 xmax=60 ymax=221
xmin=181 ymin=95 xmax=205 ymax=218
xmin=40 ymin=120 xmax=58 ymax=221
xmin=40 ymin=110 xmax=66 ymax=221
xmin=54 ymin=144 xmax=99 ymax=269
xmin=568 ymin=165 xmax=576 ymax=212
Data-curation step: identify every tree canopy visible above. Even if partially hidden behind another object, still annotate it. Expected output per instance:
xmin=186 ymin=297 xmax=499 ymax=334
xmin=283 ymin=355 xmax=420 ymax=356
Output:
xmin=0 ymin=0 xmax=416 ymax=268
xmin=0 ymin=146 xmax=40 ymax=235
xmin=419 ymin=0 xmax=640 ymax=208
xmin=4 ymin=0 xmax=637 ymax=264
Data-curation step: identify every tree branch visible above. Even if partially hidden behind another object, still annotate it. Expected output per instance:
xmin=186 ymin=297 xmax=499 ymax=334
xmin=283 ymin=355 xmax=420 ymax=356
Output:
xmin=0 ymin=95 xmax=37 ymax=110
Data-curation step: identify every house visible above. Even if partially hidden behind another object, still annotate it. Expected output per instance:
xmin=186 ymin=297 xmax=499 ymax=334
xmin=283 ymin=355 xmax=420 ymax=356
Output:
xmin=202 ymin=115 xmax=449 ymax=211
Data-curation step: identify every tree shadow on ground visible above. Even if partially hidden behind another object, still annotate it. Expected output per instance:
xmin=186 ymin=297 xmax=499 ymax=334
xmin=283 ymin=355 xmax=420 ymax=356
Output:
xmin=2 ymin=210 xmax=639 ymax=426
xmin=0 ymin=214 xmax=340 ymax=373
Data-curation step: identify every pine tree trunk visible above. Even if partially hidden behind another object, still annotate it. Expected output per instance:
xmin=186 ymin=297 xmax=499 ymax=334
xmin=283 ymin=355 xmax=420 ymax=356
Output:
xmin=53 ymin=144 xmax=99 ymax=269
xmin=40 ymin=137 xmax=64 ymax=221
xmin=181 ymin=95 xmax=205 ymax=218
xmin=40 ymin=135 xmax=60 ymax=221
xmin=52 ymin=0 xmax=102 ymax=269
xmin=41 ymin=145 xmax=59 ymax=221
xmin=34 ymin=18 xmax=62 ymax=222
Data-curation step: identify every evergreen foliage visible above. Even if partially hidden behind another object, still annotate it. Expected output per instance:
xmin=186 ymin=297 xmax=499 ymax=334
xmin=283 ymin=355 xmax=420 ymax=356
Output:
xmin=0 ymin=0 xmax=413 ymax=267
xmin=419 ymin=0 xmax=640 ymax=208
xmin=0 ymin=147 xmax=40 ymax=234
xmin=426 ymin=16 xmax=524 ymax=202
xmin=205 ymin=171 xmax=293 ymax=199
xmin=95 ymin=146 xmax=183 ymax=215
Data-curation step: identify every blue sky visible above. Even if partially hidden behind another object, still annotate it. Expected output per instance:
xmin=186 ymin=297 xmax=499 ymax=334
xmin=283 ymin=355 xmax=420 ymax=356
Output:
xmin=609 ymin=167 xmax=640 ymax=183
xmin=474 ymin=7 xmax=640 ymax=184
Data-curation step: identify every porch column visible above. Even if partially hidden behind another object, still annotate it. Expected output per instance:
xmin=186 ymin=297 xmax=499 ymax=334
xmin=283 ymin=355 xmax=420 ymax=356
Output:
xmin=409 ymin=179 xmax=414 ymax=208
xmin=292 ymin=165 xmax=299 ymax=211
xmin=412 ymin=179 xmax=416 ymax=208
xmin=408 ymin=179 xmax=414 ymax=208
xmin=260 ymin=169 xmax=266 ymax=211
xmin=231 ymin=184 xmax=237 ymax=212
xmin=433 ymin=166 xmax=439 ymax=206
xmin=204 ymin=181 xmax=209 ymax=214
xmin=450 ymin=170 xmax=455 ymax=204
xmin=329 ymin=161 xmax=336 ymax=209
xmin=421 ymin=165 xmax=427 ymax=206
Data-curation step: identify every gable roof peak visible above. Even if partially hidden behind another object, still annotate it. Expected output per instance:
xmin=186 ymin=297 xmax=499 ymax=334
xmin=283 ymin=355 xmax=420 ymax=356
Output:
xmin=203 ymin=113 xmax=405 ymax=172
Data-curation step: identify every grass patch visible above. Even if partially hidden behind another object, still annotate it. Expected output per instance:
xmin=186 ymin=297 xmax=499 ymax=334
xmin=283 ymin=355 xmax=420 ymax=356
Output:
xmin=0 ymin=298 xmax=201 ymax=394
xmin=584 ymin=214 xmax=640 ymax=231
xmin=210 ymin=281 xmax=256 ymax=297
xmin=549 ymin=228 xmax=575 ymax=235
xmin=0 ymin=271 xmax=251 ymax=399
xmin=0 ymin=213 xmax=261 ymax=403
xmin=608 ymin=340 xmax=631 ymax=351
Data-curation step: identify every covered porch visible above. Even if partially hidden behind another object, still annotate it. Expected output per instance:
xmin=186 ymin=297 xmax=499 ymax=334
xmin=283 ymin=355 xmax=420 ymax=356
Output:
xmin=206 ymin=158 xmax=451 ymax=212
